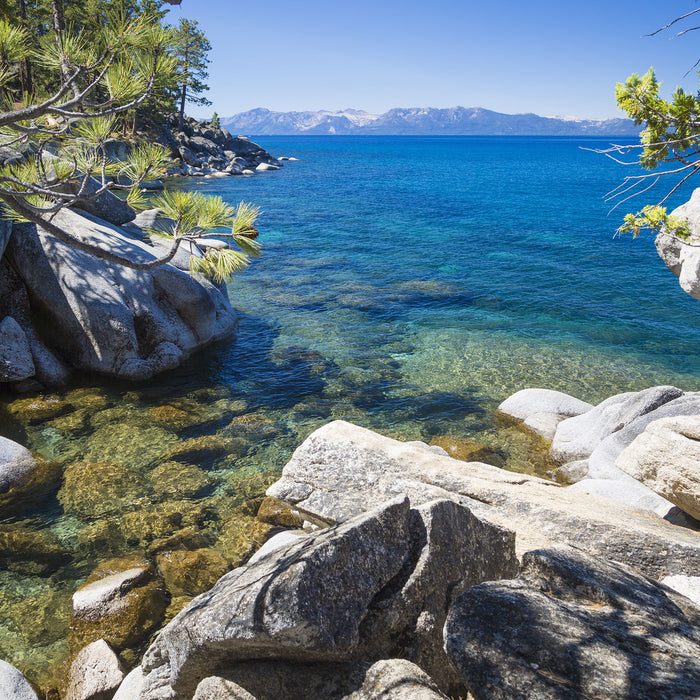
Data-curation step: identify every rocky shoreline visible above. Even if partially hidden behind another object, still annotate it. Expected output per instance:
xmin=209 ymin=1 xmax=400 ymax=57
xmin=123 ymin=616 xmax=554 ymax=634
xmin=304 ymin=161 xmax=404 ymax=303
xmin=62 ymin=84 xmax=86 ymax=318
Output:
xmin=1 ymin=382 xmax=698 ymax=699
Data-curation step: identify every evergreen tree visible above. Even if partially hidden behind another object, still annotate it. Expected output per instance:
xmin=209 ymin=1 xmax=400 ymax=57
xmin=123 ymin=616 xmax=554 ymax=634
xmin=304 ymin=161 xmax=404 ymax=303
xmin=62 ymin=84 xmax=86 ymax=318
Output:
xmin=210 ymin=110 xmax=219 ymax=129
xmin=173 ymin=17 xmax=211 ymax=123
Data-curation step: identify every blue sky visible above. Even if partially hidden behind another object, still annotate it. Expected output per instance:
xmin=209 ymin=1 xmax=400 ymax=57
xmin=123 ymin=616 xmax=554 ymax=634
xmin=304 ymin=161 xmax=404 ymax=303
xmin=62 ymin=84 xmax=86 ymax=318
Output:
xmin=166 ymin=1 xmax=700 ymax=120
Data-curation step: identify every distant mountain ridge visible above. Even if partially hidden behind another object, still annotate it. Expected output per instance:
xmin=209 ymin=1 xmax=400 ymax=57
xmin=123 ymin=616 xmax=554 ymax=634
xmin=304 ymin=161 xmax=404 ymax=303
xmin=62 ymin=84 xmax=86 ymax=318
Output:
xmin=221 ymin=107 xmax=640 ymax=136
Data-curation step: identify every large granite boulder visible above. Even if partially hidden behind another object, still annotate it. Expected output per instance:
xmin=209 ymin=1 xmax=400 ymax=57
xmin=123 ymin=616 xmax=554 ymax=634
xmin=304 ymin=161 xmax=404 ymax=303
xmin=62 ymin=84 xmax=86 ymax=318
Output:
xmin=497 ymin=388 xmax=593 ymax=441
xmin=5 ymin=207 xmax=237 ymax=381
xmin=267 ymin=421 xmax=700 ymax=578
xmin=444 ymin=545 xmax=700 ymax=699
xmin=0 ymin=437 xmax=37 ymax=494
xmin=616 ymin=415 xmax=700 ymax=520
xmin=141 ymin=496 xmax=517 ymax=699
xmin=57 ymin=175 xmax=136 ymax=226
xmin=656 ymin=187 xmax=700 ymax=300
xmin=0 ymin=659 xmax=39 ymax=700
xmin=63 ymin=639 xmax=125 ymax=700
xmin=550 ymin=385 xmax=683 ymax=463
xmin=0 ymin=316 xmax=33 ymax=382
xmin=191 ymin=659 xmax=449 ymax=700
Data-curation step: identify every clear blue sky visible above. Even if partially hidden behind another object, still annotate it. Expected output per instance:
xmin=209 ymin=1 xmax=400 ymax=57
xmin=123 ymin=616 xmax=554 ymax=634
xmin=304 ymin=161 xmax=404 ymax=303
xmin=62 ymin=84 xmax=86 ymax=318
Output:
xmin=165 ymin=1 xmax=700 ymax=120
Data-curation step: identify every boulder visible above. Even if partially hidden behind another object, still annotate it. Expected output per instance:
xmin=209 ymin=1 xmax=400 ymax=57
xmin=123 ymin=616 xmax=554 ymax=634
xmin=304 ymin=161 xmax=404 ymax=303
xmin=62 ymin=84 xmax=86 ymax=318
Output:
xmin=661 ymin=574 xmax=700 ymax=607
xmin=6 ymin=208 xmax=237 ymax=380
xmin=60 ymin=175 xmax=136 ymax=225
xmin=0 ymin=659 xmax=39 ymax=700
xmin=570 ymin=391 xmax=700 ymax=514
xmin=0 ymin=316 xmax=34 ymax=382
xmin=63 ymin=639 xmax=124 ymax=700
xmin=550 ymin=385 xmax=683 ymax=463
xmin=255 ymin=163 xmax=279 ymax=171
xmin=112 ymin=666 xmax=144 ymax=700
xmin=656 ymin=188 xmax=700 ymax=300
xmin=444 ymin=545 xmax=700 ymax=699
xmin=0 ymin=215 xmax=11 ymax=258
xmin=72 ymin=567 xmax=151 ymax=618
xmin=616 ymin=415 xmax=700 ymax=520
xmin=245 ymin=530 xmax=307 ymax=566
xmin=155 ymin=548 xmax=231 ymax=597
xmin=0 ymin=436 xmax=37 ymax=494
xmin=266 ymin=421 xmax=700 ymax=577
xmin=141 ymin=496 xmax=516 ymax=699
xmin=497 ymin=388 xmax=593 ymax=440
xmin=191 ymin=659 xmax=449 ymax=700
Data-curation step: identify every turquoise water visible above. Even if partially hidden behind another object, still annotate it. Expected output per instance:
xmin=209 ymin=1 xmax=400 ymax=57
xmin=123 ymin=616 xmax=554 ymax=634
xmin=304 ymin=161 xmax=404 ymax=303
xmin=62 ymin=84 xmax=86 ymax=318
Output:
xmin=2 ymin=135 xmax=700 ymax=690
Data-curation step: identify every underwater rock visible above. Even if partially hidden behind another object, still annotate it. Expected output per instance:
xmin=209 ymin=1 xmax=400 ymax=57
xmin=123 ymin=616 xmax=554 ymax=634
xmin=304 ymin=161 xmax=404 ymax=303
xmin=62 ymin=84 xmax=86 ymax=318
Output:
xmin=429 ymin=435 xmax=505 ymax=467
xmin=63 ymin=638 xmax=125 ymax=700
xmin=256 ymin=497 xmax=305 ymax=528
xmin=150 ymin=461 xmax=212 ymax=500
xmin=156 ymin=548 xmax=231 ymax=597
xmin=0 ymin=527 xmax=70 ymax=575
xmin=225 ymin=413 xmax=280 ymax=439
xmin=7 ymin=395 xmax=72 ymax=422
xmin=162 ymin=435 xmax=247 ymax=465
xmin=148 ymin=399 xmax=213 ymax=432
xmin=58 ymin=461 xmax=149 ymax=519
xmin=146 ymin=527 xmax=214 ymax=556
xmin=69 ymin=556 xmax=168 ymax=653
xmin=215 ymin=514 xmax=277 ymax=567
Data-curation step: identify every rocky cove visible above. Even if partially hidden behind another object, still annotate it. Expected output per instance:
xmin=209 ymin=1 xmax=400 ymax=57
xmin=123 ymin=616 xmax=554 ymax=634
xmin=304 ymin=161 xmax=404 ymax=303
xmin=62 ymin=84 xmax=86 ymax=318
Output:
xmin=1 ymin=147 xmax=700 ymax=698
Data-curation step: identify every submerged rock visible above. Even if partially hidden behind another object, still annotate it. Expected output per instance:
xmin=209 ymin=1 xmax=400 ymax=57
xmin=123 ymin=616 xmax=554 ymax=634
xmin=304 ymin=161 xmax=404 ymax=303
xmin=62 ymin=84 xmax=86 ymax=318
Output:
xmin=444 ymin=545 xmax=700 ymax=699
xmin=155 ymin=548 xmax=231 ymax=597
xmin=429 ymin=435 xmax=505 ymax=466
xmin=150 ymin=461 xmax=212 ymax=499
xmin=0 ymin=527 xmax=70 ymax=575
xmin=256 ymin=496 xmax=305 ymax=528
xmin=162 ymin=435 xmax=247 ymax=465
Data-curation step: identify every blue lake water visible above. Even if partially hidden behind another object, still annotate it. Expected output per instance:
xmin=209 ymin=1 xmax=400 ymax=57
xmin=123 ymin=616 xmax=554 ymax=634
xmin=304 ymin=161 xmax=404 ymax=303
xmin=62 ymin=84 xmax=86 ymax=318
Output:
xmin=2 ymin=135 xmax=700 ymax=688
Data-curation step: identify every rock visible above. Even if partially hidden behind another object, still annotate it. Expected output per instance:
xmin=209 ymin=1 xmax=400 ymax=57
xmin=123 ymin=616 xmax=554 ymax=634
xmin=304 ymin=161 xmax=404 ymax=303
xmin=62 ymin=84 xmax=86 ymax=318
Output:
xmin=6 ymin=208 xmax=237 ymax=380
xmin=112 ymin=666 xmax=144 ymax=700
xmin=70 ymin=558 xmax=168 ymax=652
xmin=162 ymin=435 xmax=244 ymax=464
xmin=8 ymin=394 xmax=71 ymax=421
xmin=225 ymin=413 xmax=279 ymax=439
xmin=214 ymin=514 xmax=277 ymax=566
xmin=61 ymin=175 xmax=136 ymax=225
xmin=149 ymin=399 xmax=212 ymax=431
xmin=444 ymin=545 xmax=700 ymax=699
xmin=429 ymin=435 xmax=504 ymax=466
xmin=0 ymin=215 xmax=11 ymax=258
xmin=150 ymin=461 xmax=212 ymax=499
xmin=0 ymin=659 xmax=39 ymax=700
xmin=0 ymin=527 xmax=69 ymax=574
xmin=657 ymin=188 xmax=700 ymax=300
xmin=192 ymin=659 xmax=448 ymax=700
xmin=58 ymin=461 xmax=149 ymax=519
xmin=82 ymin=423 xmax=177 ymax=469
xmin=146 ymin=527 xmax=214 ymax=556
xmin=0 ymin=436 xmax=36 ymax=493
xmin=155 ymin=548 xmax=231 ymax=597
xmin=616 ymin=415 xmax=700 ymax=520
xmin=256 ymin=496 xmax=305 ymax=527
xmin=141 ymin=496 xmax=515 ymax=699
xmin=266 ymin=421 xmax=700 ymax=577
xmin=255 ymin=163 xmax=279 ymax=171
xmin=246 ymin=530 xmax=307 ymax=566
xmin=497 ymin=387 xmax=593 ymax=428
xmin=0 ymin=316 xmax=35 ymax=381
xmin=552 ymin=459 xmax=589 ymax=484
xmin=661 ymin=574 xmax=700 ymax=607
xmin=550 ymin=385 xmax=683 ymax=463
xmin=571 ymin=391 xmax=700 ymax=514
xmin=63 ymin=639 xmax=124 ymax=700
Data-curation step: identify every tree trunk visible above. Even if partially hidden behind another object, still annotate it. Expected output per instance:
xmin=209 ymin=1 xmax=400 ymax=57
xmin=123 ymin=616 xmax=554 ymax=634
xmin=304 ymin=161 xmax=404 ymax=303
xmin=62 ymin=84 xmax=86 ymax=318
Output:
xmin=18 ymin=0 xmax=33 ymax=95
xmin=178 ymin=43 xmax=188 ymax=127
xmin=51 ymin=0 xmax=64 ymax=32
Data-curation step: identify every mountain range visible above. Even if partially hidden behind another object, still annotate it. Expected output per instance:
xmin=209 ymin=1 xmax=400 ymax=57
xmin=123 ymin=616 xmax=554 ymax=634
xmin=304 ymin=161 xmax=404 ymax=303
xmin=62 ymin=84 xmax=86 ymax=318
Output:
xmin=221 ymin=107 xmax=640 ymax=136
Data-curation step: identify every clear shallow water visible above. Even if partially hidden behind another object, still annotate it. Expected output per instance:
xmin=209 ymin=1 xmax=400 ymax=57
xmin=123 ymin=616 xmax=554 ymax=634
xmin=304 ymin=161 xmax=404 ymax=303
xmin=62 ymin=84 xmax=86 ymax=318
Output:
xmin=2 ymin=136 xmax=700 ymax=690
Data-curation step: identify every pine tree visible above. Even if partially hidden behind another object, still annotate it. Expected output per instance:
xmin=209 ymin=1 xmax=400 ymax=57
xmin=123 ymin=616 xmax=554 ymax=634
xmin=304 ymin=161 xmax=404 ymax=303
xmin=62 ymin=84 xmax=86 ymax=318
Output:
xmin=173 ymin=17 xmax=211 ymax=124
xmin=210 ymin=110 xmax=219 ymax=129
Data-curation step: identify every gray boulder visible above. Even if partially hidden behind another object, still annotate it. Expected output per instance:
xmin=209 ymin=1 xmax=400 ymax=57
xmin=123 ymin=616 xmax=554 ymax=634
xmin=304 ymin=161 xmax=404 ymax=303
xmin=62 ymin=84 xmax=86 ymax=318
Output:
xmin=656 ymin=187 xmax=700 ymax=300
xmin=141 ymin=496 xmax=516 ymax=699
xmin=497 ymin=388 xmax=593 ymax=441
xmin=550 ymin=385 xmax=683 ymax=464
xmin=63 ymin=639 xmax=125 ymax=700
xmin=0 ymin=316 xmax=34 ymax=382
xmin=616 ymin=415 xmax=700 ymax=520
xmin=571 ymin=391 xmax=700 ymax=515
xmin=0 ymin=436 xmax=37 ymax=494
xmin=112 ymin=666 xmax=144 ymax=700
xmin=267 ymin=421 xmax=700 ymax=577
xmin=192 ymin=660 xmax=449 ymax=700
xmin=444 ymin=545 xmax=700 ymax=700
xmin=72 ymin=566 xmax=150 ymax=618
xmin=661 ymin=574 xmax=700 ymax=607
xmin=6 ymin=208 xmax=237 ymax=380
xmin=0 ymin=216 xmax=11 ymax=258
xmin=0 ymin=659 xmax=39 ymax=700
xmin=58 ymin=175 xmax=136 ymax=226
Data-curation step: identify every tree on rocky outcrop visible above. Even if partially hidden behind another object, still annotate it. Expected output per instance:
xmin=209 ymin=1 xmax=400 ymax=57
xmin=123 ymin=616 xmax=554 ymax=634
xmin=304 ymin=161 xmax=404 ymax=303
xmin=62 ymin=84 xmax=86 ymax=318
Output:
xmin=172 ymin=17 xmax=211 ymax=125
xmin=603 ymin=8 xmax=700 ymax=242
xmin=0 ymin=7 xmax=261 ymax=282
